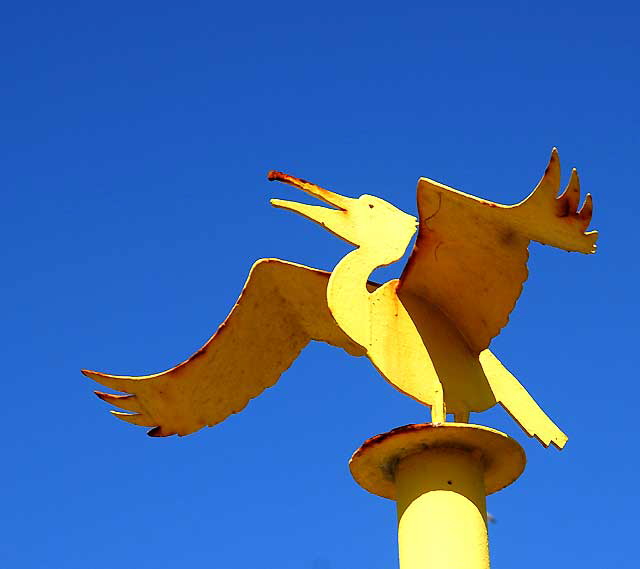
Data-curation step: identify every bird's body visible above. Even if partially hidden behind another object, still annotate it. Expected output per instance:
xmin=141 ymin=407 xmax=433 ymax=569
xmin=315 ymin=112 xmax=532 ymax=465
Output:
xmin=84 ymin=149 xmax=596 ymax=449
xmin=322 ymin=238 xmax=497 ymax=422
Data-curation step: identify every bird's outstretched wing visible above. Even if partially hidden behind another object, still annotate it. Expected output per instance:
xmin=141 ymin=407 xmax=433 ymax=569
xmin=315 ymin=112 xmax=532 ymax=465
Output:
xmin=83 ymin=259 xmax=365 ymax=437
xmin=398 ymin=149 xmax=597 ymax=354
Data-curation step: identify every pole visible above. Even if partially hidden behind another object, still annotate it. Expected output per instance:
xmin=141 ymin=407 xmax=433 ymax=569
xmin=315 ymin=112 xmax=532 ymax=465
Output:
xmin=395 ymin=448 xmax=489 ymax=569
xmin=350 ymin=423 xmax=526 ymax=569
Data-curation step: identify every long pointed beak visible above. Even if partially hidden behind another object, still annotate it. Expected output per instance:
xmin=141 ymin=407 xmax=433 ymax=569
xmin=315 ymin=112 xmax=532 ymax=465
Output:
xmin=267 ymin=171 xmax=356 ymax=239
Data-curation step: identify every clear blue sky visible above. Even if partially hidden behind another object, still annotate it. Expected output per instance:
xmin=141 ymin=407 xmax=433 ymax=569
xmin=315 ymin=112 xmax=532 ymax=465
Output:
xmin=2 ymin=2 xmax=638 ymax=568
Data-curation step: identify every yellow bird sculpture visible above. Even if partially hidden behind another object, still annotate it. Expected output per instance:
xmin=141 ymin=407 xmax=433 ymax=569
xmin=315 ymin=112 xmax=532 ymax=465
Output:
xmin=84 ymin=149 xmax=596 ymax=449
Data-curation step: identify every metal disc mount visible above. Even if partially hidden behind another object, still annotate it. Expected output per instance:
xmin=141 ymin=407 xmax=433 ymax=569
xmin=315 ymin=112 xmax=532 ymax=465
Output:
xmin=349 ymin=423 xmax=526 ymax=499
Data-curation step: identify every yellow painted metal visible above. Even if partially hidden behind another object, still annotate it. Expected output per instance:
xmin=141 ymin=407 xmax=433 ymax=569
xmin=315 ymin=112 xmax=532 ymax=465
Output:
xmin=396 ymin=450 xmax=489 ymax=569
xmin=84 ymin=260 xmax=365 ymax=436
xmin=84 ymin=149 xmax=595 ymax=449
xmin=349 ymin=423 xmax=526 ymax=569
xmin=349 ymin=423 xmax=526 ymax=499
xmin=400 ymin=149 xmax=595 ymax=352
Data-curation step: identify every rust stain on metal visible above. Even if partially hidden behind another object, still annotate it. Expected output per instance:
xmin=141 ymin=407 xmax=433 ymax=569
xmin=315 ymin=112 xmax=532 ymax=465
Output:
xmin=350 ymin=422 xmax=526 ymax=499
xmin=147 ymin=426 xmax=164 ymax=437
xmin=94 ymin=391 xmax=133 ymax=402
xmin=268 ymin=170 xmax=312 ymax=188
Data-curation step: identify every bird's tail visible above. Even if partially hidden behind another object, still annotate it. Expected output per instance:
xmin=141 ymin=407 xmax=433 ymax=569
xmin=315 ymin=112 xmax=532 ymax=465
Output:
xmin=480 ymin=350 xmax=568 ymax=449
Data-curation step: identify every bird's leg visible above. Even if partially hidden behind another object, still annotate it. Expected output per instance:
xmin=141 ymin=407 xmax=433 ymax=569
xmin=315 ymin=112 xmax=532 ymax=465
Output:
xmin=453 ymin=410 xmax=470 ymax=423
xmin=431 ymin=390 xmax=446 ymax=424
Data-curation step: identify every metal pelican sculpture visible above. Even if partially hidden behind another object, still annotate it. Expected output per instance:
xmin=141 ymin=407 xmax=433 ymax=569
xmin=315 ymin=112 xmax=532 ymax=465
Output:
xmin=83 ymin=149 xmax=596 ymax=448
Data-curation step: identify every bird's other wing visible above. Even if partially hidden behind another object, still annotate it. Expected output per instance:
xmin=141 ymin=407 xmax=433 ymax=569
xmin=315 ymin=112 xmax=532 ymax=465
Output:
xmin=83 ymin=259 xmax=366 ymax=437
xmin=398 ymin=149 xmax=597 ymax=354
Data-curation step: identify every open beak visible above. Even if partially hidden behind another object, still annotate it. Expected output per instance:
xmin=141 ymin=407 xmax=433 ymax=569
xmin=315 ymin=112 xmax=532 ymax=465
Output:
xmin=267 ymin=170 xmax=357 ymax=242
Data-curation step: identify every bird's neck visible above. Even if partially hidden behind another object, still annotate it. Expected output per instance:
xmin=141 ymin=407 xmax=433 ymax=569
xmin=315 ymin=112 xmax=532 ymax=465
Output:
xmin=327 ymin=247 xmax=384 ymax=348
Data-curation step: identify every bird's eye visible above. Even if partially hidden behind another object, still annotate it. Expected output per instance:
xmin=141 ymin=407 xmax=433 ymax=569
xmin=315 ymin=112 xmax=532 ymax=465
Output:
xmin=369 ymin=204 xmax=374 ymax=209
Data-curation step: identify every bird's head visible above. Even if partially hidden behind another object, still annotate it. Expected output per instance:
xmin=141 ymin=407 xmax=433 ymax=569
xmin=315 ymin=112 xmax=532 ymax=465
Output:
xmin=268 ymin=171 xmax=418 ymax=266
